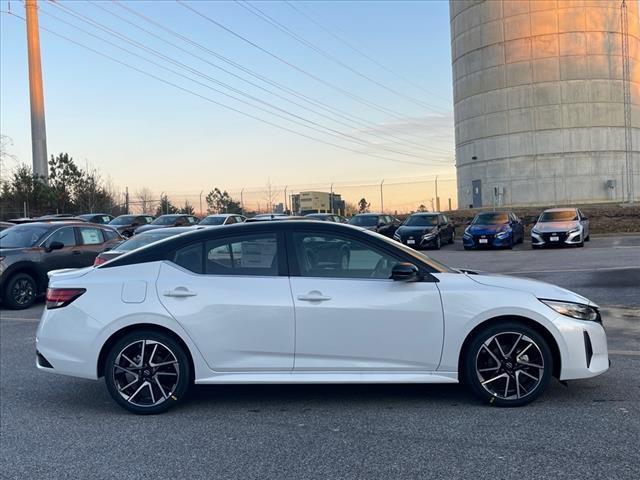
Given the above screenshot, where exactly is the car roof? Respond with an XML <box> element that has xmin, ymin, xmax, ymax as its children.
<box><xmin>353</xmin><ymin>213</ymin><xmax>383</xmax><ymax>216</ymax></box>
<box><xmin>5</xmin><ymin>221</ymin><xmax>97</xmax><ymax>228</ymax></box>
<box><xmin>203</xmin><ymin>214</ymin><xmax>235</xmax><ymax>217</ymax></box>
<box><xmin>409</xmin><ymin>212</ymin><xmax>438</xmax><ymax>216</ymax></box>
<box><xmin>134</xmin><ymin>226</ymin><xmax>198</xmax><ymax>235</ymax></box>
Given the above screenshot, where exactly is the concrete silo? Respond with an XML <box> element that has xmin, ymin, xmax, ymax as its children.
<box><xmin>450</xmin><ymin>0</ymin><xmax>640</xmax><ymax>208</ymax></box>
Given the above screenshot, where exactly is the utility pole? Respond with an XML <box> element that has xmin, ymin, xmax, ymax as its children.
<box><xmin>330</xmin><ymin>183</ymin><xmax>334</xmax><ymax>214</ymax></box>
<box><xmin>125</xmin><ymin>186</ymin><xmax>129</xmax><ymax>214</ymax></box>
<box><xmin>434</xmin><ymin>175</ymin><xmax>439</xmax><ymax>212</ymax></box>
<box><xmin>240</xmin><ymin>188</ymin><xmax>244</xmax><ymax>215</ymax></box>
<box><xmin>25</xmin><ymin>0</ymin><xmax>48</xmax><ymax>181</ymax></box>
<box><xmin>284</xmin><ymin>186</ymin><xmax>288</xmax><ymax>213</ymax></box>
<box><xmin>380</xmin><ymin>179</ymin><xmax>385</xmax><ymax>213</ymax></box>
<box><xmin>199</xmin><ymin>190</ymin><xmax>203</xmax><ymax>217</ymax></box>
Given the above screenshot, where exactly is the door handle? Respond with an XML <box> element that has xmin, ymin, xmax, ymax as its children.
<box><xmin>297</xmin><ymin>292</ymin><xmax>332</xmax><ymax>302</ymax></box>
<box><xmin>163</xmin><ymin>287</ymin><xmax>197</xmax><ymax>298</ymax></box>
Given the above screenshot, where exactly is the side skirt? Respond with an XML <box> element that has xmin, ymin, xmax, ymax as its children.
<box><xmin>195</xmin><ymin>371</ymin><xmax>459</xmax><ymax>385</ymax></box>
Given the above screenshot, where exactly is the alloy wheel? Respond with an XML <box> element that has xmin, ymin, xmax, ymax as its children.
<box><xmin>11</xmin><ymin>278</ymin><xmax>35</xmax><ymax>306</ymax></box>
<box><xmin>112</xmin><ymin>340</ymin><xmax>180</xmax><ymax>407</ymax></box>
<box><xmin>475</xmin><ymin>332</ymin><xmax>544</xmax><ymax>400</ymax></box>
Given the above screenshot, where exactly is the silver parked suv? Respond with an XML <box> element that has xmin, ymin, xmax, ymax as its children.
<box><xmin>531</xmin><ymin>208</ymin><xmax>590</xmax><ymax>248</ymax></box>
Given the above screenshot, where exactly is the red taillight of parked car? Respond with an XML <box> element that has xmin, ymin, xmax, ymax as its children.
<box><xmin>93</xmin><ymin>256</ymin><xmax>107</xmax><ymax>266</ymax></box>
<box><xmin>45</xmin><ymin>288</ymin><xmax>86</xmax><ymax>310</ymax></box>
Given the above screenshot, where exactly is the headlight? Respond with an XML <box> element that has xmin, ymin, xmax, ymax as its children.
<box><xmin>531</xmin><ymin>228</ymin><xmax>540</xmax><ymax>235</ymax></box>
<box><xmin>0</xmin><ymin>256</ymin><xmax>5</xmax><ymax>262</ymax></box>
<box><xmin>422</xmin><ymin>231</ymin><xmax>437</xmax><ymax>239</ymax></box>
<box><xmin>540</xmin><ymin>299</ymin><xmax>599</xmax><ymax>321</ymax></box>
<box><xmin>568</xmin><ymin>227</ymin><xmax>580</xmax><ymax>235</ymax></box>
<box><xmin>496</xmin><ymin>229</ymin><xmax>511</xmax><ymax>238</ymax></box>
<box><xmin>393</xmin><ymin>233</ymin><xmax>400</xmax><ymax>240</ymax></box>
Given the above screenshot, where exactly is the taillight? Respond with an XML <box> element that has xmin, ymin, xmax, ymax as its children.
<box><xmin>46</xmin><ymin>288</ymin><xmax>86</xmax><ymax>309</ymax></box>
<box><xmin>93</xmin><ymin>256</ymin><xmax>107</xmax><ymax>266</ymax></box>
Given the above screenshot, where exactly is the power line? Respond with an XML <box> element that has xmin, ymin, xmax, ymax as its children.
<box><xmin>44</xmin><ymin>1</ymin><xmax>451</xmax><ymax>163</ymax></box>
<box><xmin>176</xmin><ymin>0</ymin><xmax>439</xmax><ymax>126</ymax></box>
<box><xmin>2</xmin><ymin>9</ymin><xmax>447</xmax><ymax>168</ymax></box>
<box><xmin>284</xmin><ymin>0</ymin><xmax>451</xmax><ymax>106</ymax></box>
<box><xmin>113</xmin><ymin>0</ymin><xmax>451</xmax><ymax>153</ymax></box>
<box><xmin>236</xmin><ymin>0</ymin><xmax>449</xmax><ymax>115</ymax></box>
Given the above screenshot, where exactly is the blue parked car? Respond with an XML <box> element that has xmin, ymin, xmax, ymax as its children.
<box><xmin>463</xmin><ymin>211</ymin><xmax>524</xmax><ymax>250</ymax></box>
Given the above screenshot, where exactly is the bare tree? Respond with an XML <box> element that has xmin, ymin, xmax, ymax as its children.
<box><xmin>263</xmin><ymin>178</ymin><xmax>279</xmax><ymax>213</ymax></box>
<box><xmin>136</xmin><ymin>187</ymin><xmax>154</xmax><ymax>214</ymax></box>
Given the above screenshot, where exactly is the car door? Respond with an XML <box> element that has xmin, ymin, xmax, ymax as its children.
<box><xmin>40</xmin><ymin>226</ymin><xmax>83</xmax><ymax>271</ymax></box>
<box><xmin>288</xmin><ymin>230</ymin><xmax>444</xmax><ymax>371</ymax></box>
<box><xmin>156</xmin><ymin>232</ymin><xmax>295</xmax><ymax>371</ymax></box>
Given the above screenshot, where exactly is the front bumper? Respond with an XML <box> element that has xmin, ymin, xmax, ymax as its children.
<box><xmin>531</xmin><ymin>229</ymin><xmax>582</xmax><ymax>247</ymax></box>
<box><xmin>554</xmin><ymin>313</ymin><xmax>609</xmax><ymax>380</ymax></box>
<box><xmin>395</xmin><ymin>235</ymin><xmax>439</xmax><ymax>248</ymax></box>
<box><xmin>463</xmin><ymin>233</ymin><xmax>512</xmax><ymax>249</ymax></box>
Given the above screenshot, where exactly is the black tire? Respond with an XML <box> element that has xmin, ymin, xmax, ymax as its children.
<box><xmin>434</xmin><ymin>235</ymin><xmax>441</xmax><ymax>250</ymax></box>
<box><xmin>585</xmin><ymin>235</ymin><xmax>590</xmax><ymax>242</ymax></box>
<box><xmin>449</xmin><ymin>231</ymin><xmax>455</xmax><ymax>244</ymax></box>
<box><xmin>462</xmin><ymin>321</ymin><xmax>553</xmax><ymax>407</ymax></box>
<box><xmin>463</xmin><ymin>246</ymin><xmax>472</xmax><ymax>251</ymax></box>
<box><xmin>577</xmin><ymin>240</ymin><xmax>585</xmax><ymax>248</ymax></box>
<box><xmin>104</xmin><ymin>330</ymin><xmax>191</xmax><ymax>415</ymax></box>
<box><xmin>3</xmin><ymin>273</ymin><xmax>37</xmax><ymax>310</ymax></box>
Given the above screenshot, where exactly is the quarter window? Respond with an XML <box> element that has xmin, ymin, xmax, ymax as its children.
<box><xmin>173</xmin><ymin>243</ymin><xmax>204</xmax><ymax>274</ymax></box>
<box><xmin>205</xmin><ymin>234</ymin><xmax>278</xmax><ymax>276</ymax></box>
<box><xmin>292</xmin><ymin>232</ymin><xmax>398</xmax><ymax>279</ymax></box>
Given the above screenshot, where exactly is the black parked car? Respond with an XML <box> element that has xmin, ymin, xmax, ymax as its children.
<box><xmin>134</xmin><ymin>214</ymin><xmax>199</xmax><ymax>234</ymax></box>
<box><xmin>0</xmin><ymin>222</ymin><xmax>122</xmax><ymax>309</ymax></box>
<box><xmin>348</xmin><ymin>213</ymin><xmax>400</xmax><ymax>238</ymax></box>
<box><xmin>78</xmin><ymin>213</ymin><xmax>114</xmax><ymax>224</ymax></box>
<box><xmin>109</xmin><ymin>214</ymin><xmax>155</xmax><ymax>238</ymax></box>
<box><xmin>393</xmin><ymin>213</ymin><xmax>455</xmax><ymax>250</ymax></box>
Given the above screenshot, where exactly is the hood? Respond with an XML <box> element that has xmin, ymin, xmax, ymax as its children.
<box><xmin>467</xmin><ymin>272</ymin><xmax>596</xmax><ymax>307</ymax></box>
<box><xmin>134</xmin><ymin>224</ymin><xmax>164</xmax><ymax>234</ymax></box>
<box><xmin>466</xmin><ymin>224</ymin><xmax>508</xmax><ymax>235</ymax></box>
<box><xmin>396</xmin><ymin>226</ymin><xmax>436</xmax><ymax>236</ymax></box>
<box><xmin>533</xmin><ymin>221</ymin><xmax>579</xmax><ymax>233</ymax></box>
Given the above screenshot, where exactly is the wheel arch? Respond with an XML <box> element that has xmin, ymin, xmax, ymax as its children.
<box><xmin>2</xmin><ymin>262</ymin><xmax>48</xmax><ymax>294</ymax></box>
<box><xmin>97</xmin><ymin>323</ymin><xmax>195</xmax><ymax>380</ymax></box>
<box><xmin>458</xmin><ymin>315</ymin><xmax>561</xmax><ymax>379</ymax></box>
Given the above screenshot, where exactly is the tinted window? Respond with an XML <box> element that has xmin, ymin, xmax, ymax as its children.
<box><xmin>292</xmin><ymin>232</ymin><xmax>398</xmax><ymax>279</ymax></box>
<box><xmin>224</xmin><ymin>216</ymin><xmax>236</xmax><ymax>224</ymax></box>
<box><xmin>404</xmin><ymin>215</ymin><xmax>438</xmax><ymax>227</ymax></box>
<box><xmin>0</xmin><ymin>225</ymin><xmax>49</xmax><ymax>247</ymax></box>
<box><xmin>539</xmin><ymin>211</ymin><xmax>578</xmax><ymax>222</ymax></box>
<box><xmin>103</xmin><ymin>228</ymin><xmax>119</xmax><ymax>241</ymax></box>
<box><xmin>200</xmin><ymin>216</ymin><xmax>226</xmax><ymax>226</ymax></box>
<box><xmin>173</xmin><ymin>243</ymin><xmax>203</xmax><ymax>273</ymax></box>
<box><xmin>153</xmin><ymin>215</ymin><xmax>180</xmax><ymax>225</ymax></box>
<box><xmin>110</xmin><ymin>215</ymin><xmax>137</xmax><ymax>226</ymax></box>
<box><xmin>205</xmin><ymin>234</ymin><xmax>278</xmax><ymax>276</ymax></box>
<box><xmin>79</xmin><ymin>227</ymin><xmax>104</xmax><ymax>245</ymax></box>
<box><xmin>472</xmin><ymin>213</ymin><xmax>509</xmax><ymax>225</ymax></box>
<box><xmin>349</xmin><ymin>215</ymin><xmax>378</xmax><ymax>227</ymax></box>
<box><xmin>46</xmin><ymin>227</ymin><xmax>77</xmax><ymax>247</ymax></box>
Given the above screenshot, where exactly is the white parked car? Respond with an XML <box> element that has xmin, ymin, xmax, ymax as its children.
<box><xmin>36</xmin><ymin>221</ymin><xmax>608</xmax><ymax>414</ymax></box>
<box><xmin>531</xmin><ymin>208</ymin><xmax>590</xmax><ymax>248</ymax></box>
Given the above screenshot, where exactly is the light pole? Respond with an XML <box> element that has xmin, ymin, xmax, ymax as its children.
<box><xmin>199</xmin><ymin>190</ymin><xmax>203</xmax><ymax>217</ymax></box>
<box><xmin>330</xmin><ymin>183</ymin><xmax>334</xmax><ymax>214</ymax></box>
<box><xmin>284</xmin><ymin>186</ymin><xmax>288</xmax><ymax>213</ymax></box>
<box><xmin>380</xmin><ymin>179</ymin><xmax>385</xmax><ymax>213</ymax></box>
<box><xmin>160</xmin><ymin>191</ymin><xmax>165</xmax><ymax>215</ymax></box>
<box><xmin>434</xmin><ymin>175</ymin><xmax>439</xmax><ymax>212</ymax></box>
<box><xmin>240</xmin><ymin>188</ymin><xmax>244</xmax><ymax>215</ymax></box>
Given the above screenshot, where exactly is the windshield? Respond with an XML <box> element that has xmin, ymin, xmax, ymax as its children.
<box><xmin>110</xmin><ymin>215</ymin><xmax>136</xmax><ymax>225</ymax></box>
<box><xmin>539</xmin><ymin>211</ymin><xmax>578</xmax><ymax>222</ymax></box>
<box><xmin>404</xmin><ymin>215</ymin><xmax>438</xmax><ymax>227</ymax></box>
<box><xmin>199</xmin><ymin>216</ymin><xmax>226</xmax><ymax>225</ymax></box>
<box><xmin>116</xmin><ymin>231</ymin><xmax>178</xmax><ymax>251</ymax></box>
<box><xmin>472</xmin><ymin>213</ymin><xmax>509</xmax><ymax>225</ymax></box>
<box><xmin>349</xmin><ymin>215</ymin><xmax>378</xmax><ymax>227</ymax></box>
<box><xmin>152</xmin><ymin>215</ymin><xmax>180</xmax><ymax>225</ymax></box>
<box><xmin>0</xmin><ymin>225</ymin><xmax>50</xmax><ymax>248</ymax></box>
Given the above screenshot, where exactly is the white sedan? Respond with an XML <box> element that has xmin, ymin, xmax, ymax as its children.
<box><xmin>36</xmin><ymin>221</ymin><xmax>609</xmax><ymax>414</ymax></box>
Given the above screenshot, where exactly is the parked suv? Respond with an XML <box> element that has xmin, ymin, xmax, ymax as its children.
<box><xmin>531</xmin><ymin>208</ymin><xmax>589</xmax><ymax>248</ymax></box>
<box><xmin>348</xmin><ymin>213</ymin><xmax>400</xmax><ymax>238</ymax></box>
<box><xmin>394</xmin><ymin>213</ymin><xmax>455</xmax><ymax>249</ymax></box>
<box><xmin>78</xmin><ymin>213</ymin><xmax>114</xmax><ymax>224</ymax></box>
<box><xmin>0</xmin><ymin>222</ymin><xmax>122</xmax><ymax>309</ymax></box>
<box><xmin>109</xmin><ymin>214</ymin><xmax>155</xmax><ymax>238</ymax></box>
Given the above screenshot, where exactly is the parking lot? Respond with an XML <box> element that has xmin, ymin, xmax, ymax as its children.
<box><xmin>1</xmin><ymin>234</ymin><xmax>639</xmax><ymax>479</ymax></box>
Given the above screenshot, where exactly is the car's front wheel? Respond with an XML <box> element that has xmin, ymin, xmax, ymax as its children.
<box><xmin>4</xmin><ymin>273</ymin><xmax>37</xmax><ymax>310</ymax></box>
<box><xmin>104</xmin><ymin>330</ymin><xmax>191</xmax><ymax>414</ymax></box>
<box><xmin>462</xmin><ymin>322</ymin><xmax>553</xmax><ymax>407</ymax></box>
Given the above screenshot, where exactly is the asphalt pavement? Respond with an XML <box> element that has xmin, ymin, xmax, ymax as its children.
<box><xmin>1</xmin><ymin>235</ymin><xmax>638</xmax><ymax>479</ymax></box>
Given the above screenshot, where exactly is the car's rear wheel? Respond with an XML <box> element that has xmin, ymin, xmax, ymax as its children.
<box><xmin>104</xmin><ymin>330</ymin><xmax>191</xmax><ymax>414</ymax></box>
<box><xmin>4</xmin><ymin>273</ymin><xmax>37</xmax><ymax>310</ymax></box>
<box><xmin>462</xmin><ymin>322</ymin><xmax>553</xmax><ymax>407</ymax></box>
<box><xmin>449</xmin><ymin>231</ymin><xmax>455</xmax><ymax>244</ymax></box>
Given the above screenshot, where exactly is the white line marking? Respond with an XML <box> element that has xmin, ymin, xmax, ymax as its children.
<box><xmin>506</xmin><ymin>266</ymin><xmax>640</xmax><ymax>275</ymax></box>
<box><xmin>0</xmin><ymin>317</ymin><xmax>40</xmax><ymax>322</ymax></box>
<box><xmin>609</xmin><ymin>350</ymin><xmax>640</xmax><ymax>357</ymax></box>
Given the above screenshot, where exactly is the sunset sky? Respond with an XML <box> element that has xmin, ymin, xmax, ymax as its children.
<box><xmin>1</xmin><ymin>1</ymin><xmax>457</xmax><ymax>212</ymax></box>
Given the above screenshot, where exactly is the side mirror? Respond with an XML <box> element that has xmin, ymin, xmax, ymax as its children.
<box><xmin>390</xmin><ymin>262</ymin><xmax>421</xmax><ymax>282</ymax></box>
<box><xmin>46</xmin><ymin>241</ymin><xmax>64</xmax><ymax>252</ymax></box>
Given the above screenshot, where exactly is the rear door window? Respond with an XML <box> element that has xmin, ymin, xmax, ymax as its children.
<box><xmin>79</xmin><ymin>227</ymin><xmax>104</xmax><ymax>245</ymax></box>
<box><xmin>173</xmin><ymin>243</ymin><xmax>204</xmax><ymax>273</ymax></box>
<box><xmin>205</xmin><ymin>234</ymin><xmax>279</xmax><ymax>276</ymax></box>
